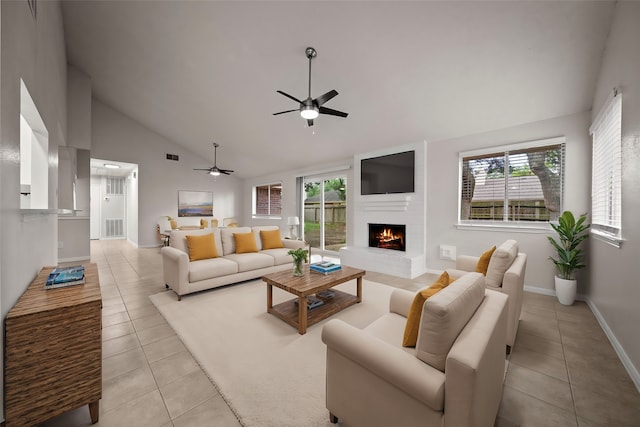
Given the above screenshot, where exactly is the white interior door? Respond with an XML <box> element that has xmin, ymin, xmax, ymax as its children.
<box><xmin>101</xmin><ymin>176</ymin><xmax>126</xmax><ymax>238</ymax></box>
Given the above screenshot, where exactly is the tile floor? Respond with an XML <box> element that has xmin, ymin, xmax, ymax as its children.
<box><xmin>37</xmin><ymin>240</ymin><xmax>639</xmax><ymax>426</ymax></box>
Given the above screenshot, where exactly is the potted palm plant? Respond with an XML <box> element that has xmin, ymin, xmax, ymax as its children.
<box><xmin>547</xmin><ymin>211</ymin><xmax>590</xmax><ymax>305</ymax></box>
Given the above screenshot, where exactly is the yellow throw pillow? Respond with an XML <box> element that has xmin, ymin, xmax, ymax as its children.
<box><xmin>185</xmin><ymin>233</ymin><xmax>218</xmax><ymax>261</ymax></box>
<box><xmin>234</xmin><ymin>232</ymin><xmax>258</xmax><ymax>254</ymax></box>
<box><xmin>402</xmin><ymin>271</ymin><xmax>451</xmax><ymax>348</ymax></box>
<box><xmin>260</xmin><ymin>229</ymin><xmax>284</xmax><ymax>249</ymax></box>
<box><xmin>475</xmin><ymin>246</ymin><xmax>496</xmax><ymax>275</ymax></box>
<box><xmin>169</xmin><ymin>219</ymin><xmax>178</xmax><ymax>230</ymax></box>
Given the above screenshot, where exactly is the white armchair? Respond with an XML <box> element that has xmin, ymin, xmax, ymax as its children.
<box><xmin>447</xmin><ymin>240</ymin><xmax>527</xmax><ymax>350</ymax></box>
<box><xmin>321</xmin><ymin>273</ymin><xmax>508</xmax><ymax>427</ymax></box>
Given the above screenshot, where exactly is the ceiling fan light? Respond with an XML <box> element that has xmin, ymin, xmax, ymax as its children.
<box><xmin>210</xmin><ymin>170</ymin><xmax>221</xmax><ymax>177</ymax></box>
<box><xmin>300</xmin><ymin>107</ymin><xmax>319</xmax><ymax>120</ymax></box>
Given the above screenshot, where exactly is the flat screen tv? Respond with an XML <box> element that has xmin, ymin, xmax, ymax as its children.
<box><xmin>361</xmin><ymin>150</ymin><xmax>415</xmax><ymax>195</ymax></box>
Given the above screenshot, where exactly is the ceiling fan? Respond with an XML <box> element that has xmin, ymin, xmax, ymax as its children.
<box><xmin>193</xmin><ymin>143</ymin><xmax>234</xmax><ymax>176</ymax></box>
<box><xmin>273</xmin><ymin>47</ymin><xmax>348</xmax><ymax>127</ymax></box>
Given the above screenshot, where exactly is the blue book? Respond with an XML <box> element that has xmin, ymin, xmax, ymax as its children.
<box><xmin>45</xmin><ymin>265</ymin><xmax>85</xmax><ymax>288</ymax></box>
<box><xmin>310</xmin><ymin>262</ymin><xmax>342</xmax><ymax>274</ymax></box>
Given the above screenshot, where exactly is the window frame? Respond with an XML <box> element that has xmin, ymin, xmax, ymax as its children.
<box><xmin>458</xmin><ymin>136</ymin><xmax>565</xmax><ymax>230</ymax></box>
<box><xmin>590</xmin><ymin>90</ymin><xmax>623</xmax><ymax>247</ymax></box>
<box><xmin>252</xmin><ymin>182</ymin><xmax>282</xmax><ymax>219</ymax></box>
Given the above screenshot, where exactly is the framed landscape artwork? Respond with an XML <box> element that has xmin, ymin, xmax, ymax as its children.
<box><xmin>178</xmin><ymin>191</ymin><xmax>214</xmax><ymax>217</ymax></box>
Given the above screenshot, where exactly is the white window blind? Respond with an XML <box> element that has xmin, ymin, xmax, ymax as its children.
<box><xmin>459</xmin><ymin>137</ymin><xmax>565</xmax><ymax>224</ymax></box>
<box><xmin>590</xmin><ymin>91</ymin><xmax>622</xmax><ymax>239</ymax></box>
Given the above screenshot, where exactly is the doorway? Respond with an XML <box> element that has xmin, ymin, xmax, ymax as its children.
<box><xmin>303</xmin><ymin>175</ymin><xmax>347</xmax><ymax>253</ymax></box>
<box><xmin>90</xmin><ymin>159</ymin><xmax>139</xmax><ymax>242</ymax></box>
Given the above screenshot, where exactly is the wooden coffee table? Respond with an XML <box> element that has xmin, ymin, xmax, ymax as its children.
<box><xmin>263</xmin><ymin>265</ymin><xmax>366</xmax><ymax>334</ymax></box>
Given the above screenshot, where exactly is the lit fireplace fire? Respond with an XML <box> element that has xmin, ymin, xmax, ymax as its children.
<box><xmin>369</xmin><ymin>223</ymin><xmax>406</xmax><ymax>252</ymax></box>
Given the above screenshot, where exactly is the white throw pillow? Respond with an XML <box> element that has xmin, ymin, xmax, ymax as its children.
<box><xmin>485</xmin><ymin>240</ymin><xmax>518</xmax><ymax>287</ymax></box>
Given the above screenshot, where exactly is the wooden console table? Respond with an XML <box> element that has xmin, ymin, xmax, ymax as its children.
<box><xmin>4</xmin><ymin>263</ymin><xmax>102</xmax><ymax>425</ymax></box>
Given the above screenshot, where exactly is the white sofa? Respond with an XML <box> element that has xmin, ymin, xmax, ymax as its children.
<box><xmin>162</xmin><ymin>226</ymin><xmax>307</xmax><ymax>300</ymax></box>
<box><xmin>321</xmin><ymin>272</ymin><xmax>508</xmax><ymax>427</ymax></box>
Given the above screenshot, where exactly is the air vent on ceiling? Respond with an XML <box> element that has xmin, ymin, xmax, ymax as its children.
<box><xmin>166</xmin><ymin>154</ymin><xmax>179</xmax><ymax>161</ymax></box>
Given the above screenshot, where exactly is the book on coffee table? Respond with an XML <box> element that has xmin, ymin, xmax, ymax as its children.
<box><xmin>45</xmin><ymin>265</ymin><xmax>85</xmax><ymax>289</ymax></box>
<box><xmin>310</xmin><ymin>262</ymin><xmax>342</xmax><ymax>275</ymax></box>
<box><xmin>294</xmin><ymin>295</ymin><xmax>324</xmax><ymax>310</ymax></box>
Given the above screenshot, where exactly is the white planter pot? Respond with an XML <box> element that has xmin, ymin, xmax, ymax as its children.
<box><xmin>555</xmin><ymin>276</ymin><xmax>577</xmax><ymax>305</ymax></box>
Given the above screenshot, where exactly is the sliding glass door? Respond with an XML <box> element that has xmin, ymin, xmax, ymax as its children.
<box><xmin>303</xmin><ymin>175</ymin><xmax>347</xmax><ymax>253</ymax></box>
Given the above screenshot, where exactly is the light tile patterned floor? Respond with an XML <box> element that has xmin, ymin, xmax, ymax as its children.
<box><xmin>37</xmin><ymin>240</ymin><xmax>639</xmax><ymax>426</ymax></box>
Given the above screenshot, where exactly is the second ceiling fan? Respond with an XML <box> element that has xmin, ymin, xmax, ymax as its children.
<box><xmin>273</xmin><ymin>47</ymin><xmax>348</xmax><ymax>127</ymax></box>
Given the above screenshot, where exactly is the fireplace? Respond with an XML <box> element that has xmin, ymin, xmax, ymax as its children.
<box><xmin>368</xmin><ymin>223</ymin><xmax>406</xmax><ymax>252</ymax></box>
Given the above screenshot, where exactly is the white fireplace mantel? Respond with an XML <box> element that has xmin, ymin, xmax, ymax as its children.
<box><xmin>359</xmin><ymin>194</ymin><xmax>412</xmax><ymax>212</ymax></box>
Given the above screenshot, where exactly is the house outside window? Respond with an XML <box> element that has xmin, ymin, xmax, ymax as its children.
<box><xmin>459</xmin><ymin>137</ymin><xmax>565</xmax><ymax>224</ymax></box>
<box><xmin>254</xmin><ymin>183</ymin><xmax>282</xmax><ymax>217</ymax></box>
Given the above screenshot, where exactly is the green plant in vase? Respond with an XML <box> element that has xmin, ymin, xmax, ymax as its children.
<box><xmin>547</xmin><ymin>211</ymin><xmax>590</xmax><ymax>305</ymax></box>
<box><xmin>288</xmin><ymin>248</ymin><xmax>309</xmax><ymax>276</ymax></box>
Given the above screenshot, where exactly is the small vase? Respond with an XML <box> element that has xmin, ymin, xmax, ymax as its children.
<box><xmin>293</xmin><ymin>259</ymin><xmax>304</xmax><ymax>276</ymax></box>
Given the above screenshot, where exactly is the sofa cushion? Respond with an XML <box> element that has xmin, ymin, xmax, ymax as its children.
<box><xmin>260</xmin><ymin>248</ymin><xmax>293</xmax><ymax>266</ymax></box>
<box><xmin>220</xmin><ymin>227</ymin><xmax>252</xmax><ymax>255</ymax></box>
<box><xmin>416</xmin><ymin>272</ymin><xmax>486</xmax><ymax>372</ymax></box>
<box><xmin>171</xmin><ymin>228</ymin><xmax>223</xmax><ymax>256</ymax></box>
<box><xmin>185</xmin><ymin>233</ymin><xmax>218</xmax><ymax>261</ymax></box>
<box><xmin>486</xmin><ymin>240</ymin><xmax>518</xmax><ymax>287</ymax></box>
<box><xmin>260</xmin><ymin>229</ymin><xmax>284</xmax><ymax>249</ymax></box>
<box><xmin>234</xmin><ymin>232</ymin><xmax>259</xmax><ymax>254</ymax></box>
<box><xmin>224</xmin><ymin>253</ymin><xmax>275</xmax><ymax>272</ymax></box>
<box><xmin>188</xmin><ymin>257</ymin><xmax>239</xmax><ymax>282</ymax></box>
<box><xmin>402</xmin><ymin>272</ymin><xmax>451</xmax><ymax>348</ymax></box>
<box><xmin>475</xmin><ymin>246</ymin><xmax>496</xmax><ymax>275</ymax></box>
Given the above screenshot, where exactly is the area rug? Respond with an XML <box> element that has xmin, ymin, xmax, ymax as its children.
<box><xmin>150</xmin><ymin>279</ymin><xmax>395</xmax><ymax>427</ymax></box>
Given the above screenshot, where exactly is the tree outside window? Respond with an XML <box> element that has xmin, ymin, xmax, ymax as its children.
<box><xmin>460</xmin><ymin>140</ymin><xmax>564</xmax><ymax>223</ymax></box>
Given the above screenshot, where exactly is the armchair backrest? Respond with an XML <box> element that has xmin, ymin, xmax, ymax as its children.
<box><xmin>416</xmin><ymin>273</ymin><xmax>486</xmax><ymax>371</ymax></box>
<box><xmin>445</xmin><ymin>289</ymin><xmax>508</xmax><ymax>427</ymax></box>
<box><xmin>485</xmin><ymin>240</ymin><xmax>518</xmax><ymax>287</ymax></box>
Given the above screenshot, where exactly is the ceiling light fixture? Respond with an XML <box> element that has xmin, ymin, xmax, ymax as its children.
<box><xmin>104</xmin><ymin>164</ymin><xmax>120</xmax><ymax>169</ymax></box>
<box><xmin>300</xmin><ymin>105</ymin><xmax>319</xmax><ymax>120</ymax></box>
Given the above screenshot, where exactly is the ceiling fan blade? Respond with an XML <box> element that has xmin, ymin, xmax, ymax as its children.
<box><xmin>220</xmin><ymin>169</ymin><xmax>234</xmax><ymax>173</ymax></box>
<box><xmin>307</xmin><ymin>119</ymin><xmax>314</xmax><ymax>127</ymax></box>
<box><xmin>276</xmin><ymin>90</ymin><xmax>303</xmax><ymax>105</ymax></box>
<box><xmin>319</xmin><ymin>106</ymin><xmax>348</xmax><ymax>118</ymax></box>
<box><xmin>273</xmin><ymin>109</ymin><xmax>299</xmax><ymax>116</ymax></box>
<box><xmin>314</xmin><ymin>89</ymin><xmax>338</xmax><ymax>107</ymax></box>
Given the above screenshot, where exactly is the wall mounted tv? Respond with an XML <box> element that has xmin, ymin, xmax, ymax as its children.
<box><xmin>361</xmin><ymin>150</ymin><xmax>415</xmax><ymax>195</ymax></box>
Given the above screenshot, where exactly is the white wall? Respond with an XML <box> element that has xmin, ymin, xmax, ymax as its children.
<box><xmin>243</xmin><ymin>159</ymin><xmax>353</xmax><ymax>233</ymax></box>
<box><xmin>0</xmin><ymin>0</ymin><xmax>67</xmax><ymax>419</ymax></box>
<box><xmin>426</xmin><ymin>111</ymin><xmax>592</xmax><ymax>292</ymax></box>
<box><xmin>589</xmin><ymin>2</ymin><xmax>640</xmax><ymax>389</ymax></box>
<box><xmin>91</xmin><ymin>100</ymin><xmax>244</xmax><ymax>247</ymax></box>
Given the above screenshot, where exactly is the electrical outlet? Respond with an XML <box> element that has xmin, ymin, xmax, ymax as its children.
<box><xmin>439</xmin><ymin>245</ymin><xmax>456</xmax><ymax>261</ymax></box>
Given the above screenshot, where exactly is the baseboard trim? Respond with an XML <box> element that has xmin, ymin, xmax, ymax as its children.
<box><xmin>523</xmin><ymin>285</ymin><xmax>588</xmax><ymax>302</ymax></box>
<box><xmin>585</xmin><ymin>298</ymin><xmax>640</xmax><ymax>393</ymax></box>
<box><xmin>58</xmin><ymin>256</ymin><xmax>91</xmax><ymax>263</ymax></box>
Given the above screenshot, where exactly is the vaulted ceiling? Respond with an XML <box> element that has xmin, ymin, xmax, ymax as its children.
<box><xmin>60</xmin><ymin>1</ymin><xmax>614</xmax><ymax>178</ymax></box>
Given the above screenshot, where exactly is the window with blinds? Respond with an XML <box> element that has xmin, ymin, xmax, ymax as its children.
<box><xmin>460</xmin><ymin>137</ymin><xmax>565</xmax><ymax>223</ymax></box>
<box><xmin>590</xmin><ymin>91</ymin><xmax>622</xmax><ymax>241</ymax></box>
